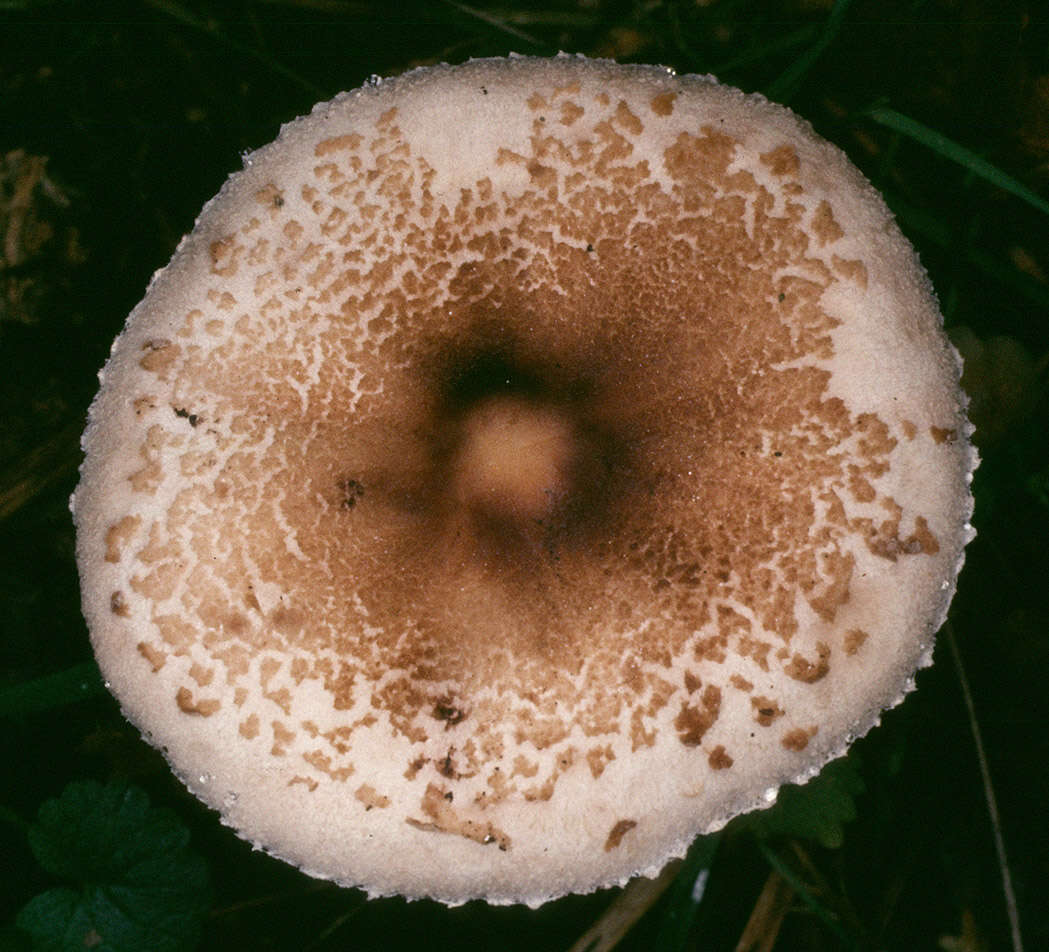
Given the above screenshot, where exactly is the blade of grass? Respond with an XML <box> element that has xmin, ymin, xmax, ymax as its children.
<box><xmin>944</xmin><ymin>623</ymin><xmax>1025</xmax><ymax>952</ymax></box>
<box><xmin>0</xmin><ymin>421</ymin><xmax>81</xmax><ymax>522</ymax></box>
<box><xmin>707</xmin><ymin>24</ymin><xmax>819</xmax><ymax>80</ymax></box>
<box><xmin>765</xmin><ymin>0</ymin><xmax>855</xmax><ymax>103</ymax></box>
<box><xmin>880</xmin><ymin>190</ymin><xmax>1049</xmax><ymax>312</ymax></box>
<box><xmin>652</xmin><ymin>832</ymin><xmax>722</xmax><ymax>951</ymax></box>
<box><xmin>302</xmin><ymin>890</ymin><xmax>368</xmax><ymax>952</ymax></box>
<box><xmin>735</xmin><ymin>868</ymin><xmax>793</xmax><ymax>952</ymax></box>
<box><xmin>756</xmin><ymin>841</ymin><xmax>851</xmax><ymax>944</ymax></box>
<box><xmin>144</xmin><ymin>0</ymin><xmax>326</xmax><ymax>97</ymax></box>
<box><xmin>440</xmin><ymin>0</ymin><xmax>548</xmax><ymax>49</ymax></box>
<box><xmin>866</xmin><ymin>106</ymin><xmax>1049</xmax><ymax>217</ymax></box>
<box><xmin>567</xmin><ymin>862</ymin><xmax>683</xmax><ymax>952</ymax></box>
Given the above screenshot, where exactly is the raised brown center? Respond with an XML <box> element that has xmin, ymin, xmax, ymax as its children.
<box><xmin>454</xmin><ymin>397</ymin><xmax>573</xmax><ymax>526</ymax></box>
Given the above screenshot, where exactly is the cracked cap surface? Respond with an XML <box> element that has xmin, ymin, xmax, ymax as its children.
<box><xmin>74</xmin><ymin>55</ymin><xmax>975</xmax><ymax>906</ymax></box>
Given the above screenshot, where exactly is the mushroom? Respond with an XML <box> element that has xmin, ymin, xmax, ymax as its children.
<box><xmin>73</xmin><ymin>55</ymin><xmax>976</xmax><ymax>906</ymax></box>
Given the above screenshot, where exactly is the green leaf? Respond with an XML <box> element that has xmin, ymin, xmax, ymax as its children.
<box><xmin>16</xmin><ymin>890</ymin><xmax>94</xmax><ymax>952</ymax></box>
<box><xmin>0</xmin><ymin>662</ymin><xmax>107</xmax><ymax>719</ymax></box>
<box><xmin>16</xmin><ymin>780</ymin><xmax>210</xmax><ymax>952</ymax></box>
<box><xmin>736</xmin><ymin>754</ymin><xmax>865</xmax><ymax>849</ymax></box>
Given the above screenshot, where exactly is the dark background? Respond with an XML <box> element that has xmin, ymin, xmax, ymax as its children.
<box><xmin>2</xmin><ymin>1</ymin><xmax>1047</xmax><ymax>949</ymax></box>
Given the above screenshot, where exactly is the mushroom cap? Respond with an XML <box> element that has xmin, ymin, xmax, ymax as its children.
<box><xmin>73</xmin><ymin>55</ymin><xmax>975</xmax><ymax>907</ymax></box>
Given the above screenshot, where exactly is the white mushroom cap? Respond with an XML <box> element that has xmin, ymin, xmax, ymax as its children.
<box><xmin>73</xmin><ymin>55</ymin><xmax>976</xmax><ymax>907</ymax></box>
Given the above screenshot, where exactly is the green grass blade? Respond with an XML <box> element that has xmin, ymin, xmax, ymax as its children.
<box><xmin>866</xmin><ymin>106</ymin><xmax>1049</xmax><ymax>217</ymax></box>
<box><xmin>144</xmin><ymin>0</ymin><xmax>325</xmax><ymax>97</ymax></box>
<box><xmin>758</xmin><ymin>841</ymin><xmax>851</xmax><ymax>944</ymax></box>
<box><xmin>708</xmin><ymin>25</ymin><xmax>818</xmax><ymax>80</ymax></box>
<box><xmin>945</xmin><ymin>625</ymin><xmax>1025</xmax><ymax>952</ymax></box>
<box><xmin>440</xmin><ymin>0</ymin><xmax>548</xmax><ymax>49</ymax></box>
<box><xmin>766</xmin><ymin>0</ymin><xmax>855</xmax><ymax>102</ymax></box>
<box><xmin>881</xmin><ymin>191</ymin><xmax>1049</xmax><ymax>312</ymax></box>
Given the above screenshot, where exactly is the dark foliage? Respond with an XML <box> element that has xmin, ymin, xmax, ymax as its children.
<box><xmin>2</xmin><ymin>1</ymin><xmax>1047</xmax><ymax>949</ymax></box>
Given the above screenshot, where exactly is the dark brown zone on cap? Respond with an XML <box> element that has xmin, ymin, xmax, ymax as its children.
<box><xmin>409</xmin><ymin>320</ymin><xmax>646</xmax><ymax>567</ymax></box>
<box><xmin>323</xmin><ymin>289</ymin><xmax>692</xmax><ymax>694</ymax></box>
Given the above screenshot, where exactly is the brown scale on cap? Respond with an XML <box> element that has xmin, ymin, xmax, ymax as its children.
<box><xmin>74</xmin><ymin>56</ymin><xmax>975</xmax><ymax>906</ymax></box>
